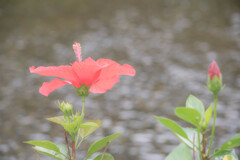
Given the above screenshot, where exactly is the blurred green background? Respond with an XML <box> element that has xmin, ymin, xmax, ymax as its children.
<box><xmin>0</xmin><ymin>0</ymin><xmax>240</xmax><ymax>159</ymax></box>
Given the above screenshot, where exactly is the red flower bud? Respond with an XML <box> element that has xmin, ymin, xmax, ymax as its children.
<box><xmin>207</xmin><ymin>60</ymin><xmax>223</xmax><ymax>94</ymax></box>
<box><xmin>208</xmin><ymin>60</ymin><xmax>221</xmax><ymax>80</ymax></box>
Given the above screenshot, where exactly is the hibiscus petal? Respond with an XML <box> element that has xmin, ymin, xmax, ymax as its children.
<box><xmin>39</xmin><ymin>78</ymin><xmax>68</xmax><ymax>96</ymax></box>
<box><xmin>29</xmin><ymin>65</ymin><xmax>80</xmax><ymax>86</ymax></box>
<box><xmin>97</xmin><ymin>59</ymin><xmax>136</xmax><ymax>78</ymax></box>
<box><xmin>72</xmin><ymin>57</ymin><xmax>102</xmax><ymax>86</ymax></box>
<box><xmin>90</xmin><ymin>76</ymin><xmax>120</xmax><ymax>93</ymax></box>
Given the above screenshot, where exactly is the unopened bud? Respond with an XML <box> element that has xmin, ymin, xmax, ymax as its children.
<box><xmin>207</xmin><ymin>61</ymin><xmax>223</xmax><ymax>94</ymax></box>
<box><xmin>58</xmin><ymin>101</ymin><xmax>73</xmax><ymax>116</ymax></box>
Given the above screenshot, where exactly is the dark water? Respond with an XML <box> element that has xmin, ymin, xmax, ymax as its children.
<box><xmin>1</xmin><ymin>0</ymin><xmax>240</xmax><ymax>159</ymax></box>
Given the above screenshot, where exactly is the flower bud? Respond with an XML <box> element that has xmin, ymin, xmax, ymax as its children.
<box><xmin>207</xmin><ymin>61</ymin><xmax>223</xmax><ymax>94</ymax></box>
<box><xmin>58</xmin><ymin>101</ymin><xmax>73</xmax><ymax>116</ymax></box>
<box><xmin>75</xmin><ymin>84</ymin><xmax>89</xmax><ymax>97</ymax></box>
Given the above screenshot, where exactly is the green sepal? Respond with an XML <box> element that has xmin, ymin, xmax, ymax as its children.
<box><xmin>75</xmin><ymin>84</ymin><xmax>90</xmax><ymax>97</ymax></box>
<box><xmin>207</xmin><ymin>75</ymin><xmax>223</xmax><ymax>94</ymax></box>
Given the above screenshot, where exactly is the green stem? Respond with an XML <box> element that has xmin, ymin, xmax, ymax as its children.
<box><xmin>81</xmin><ymin>96</ymin><xmax>85</xmax><ymax>116</ymax></box>
<box><xmin>72</xmin><ymin>141</ymin><xmax>75</xmax><ymax>160</ymax></box>
<box><xmin>64</xmin><ymin>131</ymin><xmax>72</xmax><ymax>160</ymax></box>
<box><xmin>207</xmin><ymin>93</ymin><xmax>218</xmax><ymax>156</ymax></box>
<box><xmin>197</xmin><ymin>127</ymin><xmax>202</xmax><ymax>160</ymax></box>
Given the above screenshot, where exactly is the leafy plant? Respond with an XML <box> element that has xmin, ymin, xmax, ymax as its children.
<box><xmin>155</xmin><ymin>61</ymin><xmax>239</xmax><ymax>160</ymax></box>
<box><xmin>26</xmin><ymin>42</ymin><xmax>136</xmax><ymax>160</ymax></box>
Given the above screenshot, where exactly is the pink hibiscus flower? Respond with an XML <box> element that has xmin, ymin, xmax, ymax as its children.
<box><xmin>30</xmin><ymin>42</ymin><xmax>135</xmax><ymax>96</ymax></box>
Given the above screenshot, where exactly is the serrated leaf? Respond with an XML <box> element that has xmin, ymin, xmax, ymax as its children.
<box><xmin>24</xmin><ymin>140</ymin><xmax>60</xmax><ymax>152</ymax></box>
<box><xmin>33</xmin><ymin>146</ymin><xmax>65</xmax><ymax>160</ymax></box>
<box><xmin>78</xmin><ymin>120</ymin><xmax>102</xmax><ymax>139</ymax></box>
<box><xmin>87</xmin><ymin>132</ymin><xmax>122</xmax><ymax>157</ymax></box>
<box><xmin>155</xmin><ymin>116</ymin><xmax>188</xmax><ymax>140</ymax></box>
<box><xmin>175</xmin><ymin>107</ymin><xmax>202</xmax><ymax>127</ymax></box>
<box><xmin>93</xmin><ymin>153</ymin><xmax>114</xmax><ymax>160</ymax></box>
<box><xmin>166</xmin><ymin>143</ymin><xmax>192</xmax><ymax>160</ymax></box>
<box><xmin>186</xmin><ymin>95</ymin><xmax>205</xmax><ymax>118</ymax></box>
<box><xmin>46</xmin><ymin>116</ymin><xmax>65</xmax><ymax>125</ymax></box>
<box><xmin>221</xmin><ymin>134</ymin><xmax>240</xmax><ymax>150</ymax></box>
<box><xmin>203</xmin><ymin>105</ymin><xmax>213</xmax><ymax>129</ymax></box>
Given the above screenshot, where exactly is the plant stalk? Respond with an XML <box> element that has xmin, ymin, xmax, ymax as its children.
<box><xmin>72</xmin><ymin>141</ymin><xmax>76</xmax><ymax>160</ymax></box>
<box><xmin>81</xmin><ymin>96</ymin><xmax>85</xmax><ymax>116</ymax></box>
<box><xmin>193</xmin><ymin>134</ymin><xmax>195</xmax><ymax>160</ymax></box>
<box><xmin>31</xmin><ymin>147</ymin><xmax>41</xmax><ymax>160</ymax></box>
<box><xmin>207</xmin><ymin>93</ymin><xmax>218</xmax><ymax>156</ymax></box>
<box><xmin>197</xmin><ymin>127</ymin><xmax>202</xmax><ymax>160</ymax></box>
<box><xmin>64</xmin><ymin>131</ymin><xmax>72</xmax><ymax>160</ymax></box>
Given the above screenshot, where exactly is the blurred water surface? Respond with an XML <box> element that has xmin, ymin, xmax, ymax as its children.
<box><xmin>0</xmin><ymin>0</ymin><xmax>240</xmax><ymax>159</ymax></box>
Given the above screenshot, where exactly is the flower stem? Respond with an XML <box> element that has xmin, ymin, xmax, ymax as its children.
<box><xmin>197</xmin><ymin>127</ymin><xmax>202</xmax><ymax>160</ymax></box>
<box><xmin>31</xmin><ymin>147</ymin><xmax>41</xmax><ymax>160</ymax></box>
<box><xmin>72</xmin><ymin>141</ymin><xmax>76</xmax><ymax>160</ymax></box>
<box><xmin>64</xmin><ymin>131</ymin><xmax>72</xmax><ymax>160</ymax></box>
<box><xmin>193</xmin><ymin>134</ymin><xmax>195</xmax><ymax>160</ymax></box>
<box><xmin>81</xmin><ymin>96</ymin><xmax>85</xmax><ymax>116</ymax></box>
<box><xmin>207</xmin><ymin>93</ymin><xmax>218</xmax><ymax>156</ymax></box>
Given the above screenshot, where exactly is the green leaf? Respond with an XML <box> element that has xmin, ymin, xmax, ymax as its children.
<box><xmin>87</xmin><ymin>132</ymin><xmax>122</xmax><ymax>157</ymax></box>
<box><xmin>155</xmin><ymin>117</ymin><xmax>188</xmax><ymax>140</ymax></box>
<box><xmin>24</xmin><ymin>140</ymin><xmax>60</xmax><ymax>152</ymax></box>
<box><xmin>176</xmin><ymin>128</ymin><xmax>202</xmax><ymax>149</ymax></box>
<box><xmin>166</xmin><ymin>143</ymin><xmax>192</xmax><ymax>160</ymax></box>
<box><xmin>62</xmin><ymin>116</ymin><xmax>83</xmax><ymax>135</ymax></box>
<box><xmin>203</xmin><ymin>105</ymin><xmax>213</xmax><ymax>129</ymax></box>
<box><xmin>212</xmin><ymin>149</ymin><xmax>238</xmax><ymax>160</ymax></box>
<box><xmin>186</xmin><ymin>95</ymin><xmax>205</xmax><ymax>118</ymax></box>
<box><xmin>79</xmin><ymin>121</ymin><xmax>99</xmax><ymax>128</ymax></box>
<box><xmin>33</xmin><ymin>146</ymin><xmax>66</xmax><ymax>160</ymax></box>
<box><xmin>175</xmin><ymin>107</ymin><xmax>202</xmax><ymax>127</ymax></box>
<box><xmin>55</xmin><ymin>143</ymin><xmax>68</xmax><ymax>157</ymax></box>
<box><xmin>221</xmin><ymin>134</ymin><xmax>240</xmax><ymax>150</ymax></box>
<box><xmin>46</xmin><ymin>116</ymin><xmax>65</xmax><ymax>125</ymax></box>
<box><xmin>78</xmin><ymin>120</ymin><xmax>102</xmax><ymax>139</ymax></box>
<box><xmin>93</xmin><ymin>153</ymin><xmax>114</xmax><ymax>160</ymax></box>
<box><xmin>25</xmin><ymin>141</ymin><xmax>68</xmax><ymax>159</ymax></box>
